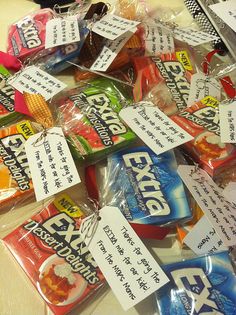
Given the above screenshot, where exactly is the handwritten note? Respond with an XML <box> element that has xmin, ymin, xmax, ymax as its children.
<box><xmin>92</xmin><ymin>14</ymin><xmax>140</xmax><ymax>40</ymax></box>
<box><xmin>173</xmin><ymin>27</ymin><xmax>218</xmax><ymax>46</ymax></box>
<box><xmin>145</xmin><ymin>25</ymin><xmax>174</xmax><ymax>55</ymax></box>
<box><xmin>223</xmin><ymin>182</ymin><xmax>236</xmax><ymax>204</ymax></box>
<box><xmin>90</xmin><ymin>29</ymin><xmax>135</xmax><ymax>72</ymax></box>
<box><xmin>187</xmin><ymin>73</ymin><xmax>221</xmax><ymax>106</ymax></box>
<box><xmin>80</xmin><ymin>206</ymin><xmax>169</xmax><ymax>311</ymax></box>
<box><xmin>219</xmin><ymin>101</ymin><xmax>236</xmax><ymax>143</ymax></box>
<box><xmin>178</xmin><ymin>165</ymin><xmax>236</xmax><ymax>247</ymax></box>
<box><xmin>184</xmin><ymin>215</ymin><xmax>227</xmax><ymax>255</ymax></box>
<box><xmin>9</xmin><ymin>66</ymin><xmax>67</xmax><ymax>101</ymax></box>
<box><xmin>119</xmin><ymin>103</ymin><xmax>193</xmax><ymax>156</ymax></box>
<box><xmin>45</xmin><ymin>16</ymin><xmax>80</xmax><ymax>49</ymax></box>
<box><xmin>209</xmin><ymin>0</ymin><xmax>236</xmax><ymax>33</ymax></box>
<box><xmin>25</xmin><ymin>127</ymin><xmax>81</xmax><ymax>201</ymax></box>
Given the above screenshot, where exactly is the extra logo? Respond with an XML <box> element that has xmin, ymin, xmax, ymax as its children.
<box><xmin>171</xmin><ymin>267</ymin><xmax>222</xmax><ymax>314</ymax></box>
<box><xmin>123</xmin><ymin>151</ymin><xmax>170</xmax><ymax>216</ymax></box>
<box><xmin>17</xmin><ymin>17</ymin><xmax>42</xmax><ymax>49</ymax></box>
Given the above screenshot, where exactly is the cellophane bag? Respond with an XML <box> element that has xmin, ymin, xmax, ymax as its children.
<box><xmin>96</xmin><ymin>145</ymin><xmax>192</xmax><ymax>226</ymax></box>
<box><xmin>155</xmin><ymin>251</ymin><xmax>236</xmax><ymax>315</ymax></box>
<box><xmin>3</xmin><ymin>193</ymin><xmax>105</xmax><ymax>315</ymax></box>
<box><xmin>7</xmin><ymin>8</ymin><xmax>55</xmax><ymax>61</ymax></box>
<box><xmin>56</xmin><ymin>77</ymin><xmax>136</xmax><ymax>163</ymax></box>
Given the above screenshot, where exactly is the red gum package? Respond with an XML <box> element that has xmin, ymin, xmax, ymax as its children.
<box><xmin>132</xmin><ymin>50</ymin><xmax>195</xmax><ymax>115</ymax></box>
<box><xmin>7</xmin><ymin>9</ymin><xmax>54</xmax><ymax>60</ymax></box>
<box><xmin>3</xmin><ymin>195</ymin><xmax>104</xmax><ymax>315</ymax></box>
<box><xmin>171</xmin><ymin>96</ymin><xmax>236</xmax><ymax>176</ymax></box>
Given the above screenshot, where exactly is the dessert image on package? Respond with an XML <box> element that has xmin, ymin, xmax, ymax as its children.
<box><xmin>0</xmin><ymin>65</ymin><xmax>21</xmax><ymax>125</ymax></box>
<box><xmin>171</xmin><ymin>96</ymin><xmax>236</xmax><ymax>176</ymax></box>
<box><xmin>132</xmin><ymin>49</ymin><xmax>195</xmax><ymax>115</ymax></box>
<box><xmin>99</xmin><ymin>146</ymin><xmax>192</xmax><ymax>226</ymax></box>
<box><xmin>3</xmin><ymin>194</ymin><xmax>105</xmax><ymax>315</ymax></box>
<box><xmin>0</xmin><ymin>120</ymin><xmax>35</xmax><ymax>207</ymax></box>
<box><xmin>156</xmin><ymin>251</ymin><xmax>236</xmax><ymax>315</ymax></box>
<box><xmin>58</xmin><ymin>78</ymin><xmax>136</xmax><ymax>162</ymax></box>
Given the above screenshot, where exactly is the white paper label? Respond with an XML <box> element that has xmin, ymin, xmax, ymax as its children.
<box><xmin>9</xmin><ymin>66</ymin><xmax>67</xmax><ymax>101</ymax></box>
<box><xmin>119</xmin><ymin>103</ymin><xmax>193</xmax><ymax>156</ymax></box>
<box><xmin>209</xmin><ymin>0</ymin><xmax>236</xmax><ymax>33</ymax></box>
<box><xmin>184</xmin><ymin>216</ymin><xmax>227</xmax><ymax>255</ymax></box>
<box><xmin>45</xmin><ymin>17</ymin><xmax>80</xmax><ymax>49</ymax></box>
<box><xmin>219</xmin><ymin>101</ymin><xmax>236</xmax><ymax>143</ymax></box>
<box><xmin>145</xmin><ymin>25</ymin><xmax>174</xmax><ymax>55</ymax></box>
<box><xmin>177</xmin><ymin>165</ymin><xmax>236</xmax><ymax>246</ymax></box>
<box><xmin>25</xmin><ymin>127</ymin><xmax>81</xmax><ymax>201</ymax></box>
<box><xmin>90</xmin><ymin>29</ymin><xmax>135</xmax><ymax>72</ymax></box>
<box><xmin>92</xmin><ymin>14</ymin><xmax>140</xmax><ymax>40</ymax></box>
<box><xmin>187</xmin><ymin>73</ymin><xmax>221</xmax><ymax>106</ymax></box>
<box><xmin>80</xmin><ymin>206</ymin><xmax>169</xmax><ymax>311</ymax></box>
<box><xmin>223</xmin><ymin>182</ymin><xmax>236</xmax><ymax>204</ymax></box>
<box><xmin>173</xmin><ymin>27</ymin><xmax>218</xmax><ymax>46</ymax></box>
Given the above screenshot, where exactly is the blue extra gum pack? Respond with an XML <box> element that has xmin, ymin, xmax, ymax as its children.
<box><xmin>156</xmin><ymin>251</ymin><xmax>236</xmax><ymax>315</ymax></box>
<box><xmin>102</xmin><ymin>146</ymin><xmax>192</xmax><ymax>226</ymax></box>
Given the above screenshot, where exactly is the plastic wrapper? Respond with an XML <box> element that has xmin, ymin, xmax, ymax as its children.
<box><xmin>57</xmin><ymin>77</ymin><xmax>136</xmax><ymax>163</ymax></box>
<box><xmin>171</xmin><ymin>96</ymin><xmax>236</xmax><ymax>177</ymax></box>
<box><xmin>155</xmin><ymin>251</ymin><xmax>236</xmax><ymax>315</ymax></box>
<box><xmin>3</xmin><ymin>193</ymin><xmax>105</xmax><ymax>315</ymax></box>
<box><xmin>7</xmin><ymin>8</ymin><xmax>55</xmax><ymax>61</ymax></box>
<box><xmin>97</xmin><ymin>145</ymin><xmax>192</xmax><ymax>226</ymax></box>
<box><xmin>0</xmin><ymin>120</ymin><xmax>37</xmax><ymax>210</ymax></box>
<box><xmin>0</xmin><ymin>65</ymin><xmax>22</xmax><ymax>125</ymax></box>
<box><xmin>132</xmin><ymin>47</ymin><xmax>196</xmax><ymax>115</ymax></box>
<box><xmin>176</xmin><ymin>201</ymin><xmax>204</xmax><ymax>247</ymax></box>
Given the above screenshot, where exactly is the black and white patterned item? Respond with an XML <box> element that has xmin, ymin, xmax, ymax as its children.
<box><xmin>184</xmin><ymin>0</ymin><xmax>228</xmax><ymax>54</ymax></box>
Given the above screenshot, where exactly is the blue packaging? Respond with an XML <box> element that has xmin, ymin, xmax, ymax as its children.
<box><xmin>103</xmin><ymin>146</ymin><xmax>192</xmax><ymax>225</ymax></box>
<box><xmin>156</xmin><ymin>251</ymin><xmax>236</xmax><ymax>315</ymax></box>
<box><xmin>44</xmin><ymin>21</ymin><xmax>89</xmax><ymax>74</ymax></box>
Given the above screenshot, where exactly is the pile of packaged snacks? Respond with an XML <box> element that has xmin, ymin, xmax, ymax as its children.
<box><xmin>1</xmin><ymin>1</ymin><xmax>236</xmax><ymax>314</ymax></box>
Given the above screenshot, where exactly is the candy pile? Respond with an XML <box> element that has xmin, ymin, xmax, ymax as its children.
<box><xmin>1</xmin><ymin>1</ymin><xmax>236</xmax><ymax>314</ymax></box>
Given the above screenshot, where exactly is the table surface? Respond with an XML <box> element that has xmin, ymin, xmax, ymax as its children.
<box><xmin>0</xmin><ymin>1</ymin><xmax>212</xmax><ymax>315</ymax></box>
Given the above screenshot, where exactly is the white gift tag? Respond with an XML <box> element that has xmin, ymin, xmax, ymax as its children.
<box><xmin>187</xmin><ymin>73</ymin><xmax>221</xmax><ymax>106</ymax></box>
<box><xmin>90</xmin><ymin>29</ymin><xmax>136</xmax><ymax>72</ymax></box>
<box><xmin>145</xmin><ymin>25</ymin><xmax>174</xmax><ymax>55</ymax></box>
<box><xmin>45</xmin><ymin>16</ymin><xmax>80</xmax><ymax>49</ymax></box>
<box><xmin>25</xmin><ymin>127</ymin><xmax>81</xmax><ymax>201</ymax></box>
<box><xmin>209</xmin><ymin>0</ymin><xmax>236</xmax><ymax>33</ymax></box>
<box><xmin>223</xmin><ymin>182</ymin><xmax>236</xmax><ymax>204</ymax></box>
<box><xmin>92</xmin><ymin>14</ymin><xmax>140</xmax><ymax>40</ymax></box>
<box><xmin>9</xmin><ymin>66</ymin><xmax>67</xmax><ymax>101</ymax></box>
<box><xmin>80</xmin><ymin>206</ymin><xmax>169</xmax><ymax>311</ymax></box>
<box><xmin>219</xmin><ymin>101</ymin><xmax>236</xmax><ymax>143</ymax></box>
<box><xmin>173</xmin><ymin>28</ymin><xmax>218</xmax><ymax>46</ymax></box>
<box><xmin>184</xmin><ymin>216</ymin><xmax>227</xmax><ymax>255</ymax></box>
<box><xmin>177</xmin><ymin>165</ymin><xmax>236</xmax><ymax>247</ymax></box>
<box><xmin>119</xmin><ymin>103</ymin><xmax>193</xmax><ymax>156</ymax></box>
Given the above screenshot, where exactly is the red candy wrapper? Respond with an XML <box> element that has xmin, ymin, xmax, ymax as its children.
<box><xmin>132</xmin><ymin>49</ymin><xmax>195</xmax><ymax>115</ymax></box>
<box><xmin>3</xmin><ymin>194</ymin><xmax>105</xmax><ymax>315</ymax></box>
<box><xmin>171</xmin><ymin>96</ymin><xmax>236</xmax><ymax>177</ymax></box>
<box><xmin>7</xmin><ymin>9</ymin><xmax>54</xmax><ymax>60</ymax></box>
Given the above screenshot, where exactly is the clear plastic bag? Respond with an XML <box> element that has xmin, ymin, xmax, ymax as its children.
<box><xmin>155</xmin><ymin>251</ymin><xmax>236</xmax><ymax>315</ymax></box>
<box><xmin>96</xmin><ymin>145</ymin><xmax>193</xmax><ymax>227</ymax></box>
<box><xmin>56</xmin><ymin>77</ymin><xmax>136</xmax><ymax>163</ymax></box>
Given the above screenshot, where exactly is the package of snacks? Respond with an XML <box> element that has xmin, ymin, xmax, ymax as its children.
<box><xmin>7</xmin><ymin>9</ymin><xmax>54</xmax><ymax>60</ymax></box>
<box><xmin>58</xmin><ymin>78</ymin><xmax>136</xmax><ymax>162</ymax></box>
<box><xmin>132</xmin><ymin>48</ymin><xmax>196</xmax><ymax>115</ymax></box>
<box><xmin>98</xmin><ymin>146</ymin><xmax>192</xmax><ymax>226</ymax></box>
<box><xmin>3</xmin><ymin>194</ymin><xmax>105</xmax><ymax>315</ymax></box>
<box><xmin>0</xmin><ymin>65</ymin><xmax>22</xmax><ymax>125</ymax></box>
<box><xmin>0</xmin><ymin>120</ymin><xmax>35</xmax><ymax>207</ymax></box>
<box><xmin>171</xmin><ymin>96</ymin><xmax>236</xmax><ymax>176</ymax></box>
<box><xmin>155</xmin><ymin>251</ymin><xmax>236</xmax><ymax>315</ymax></box>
